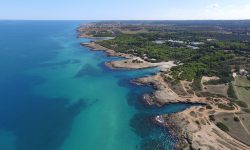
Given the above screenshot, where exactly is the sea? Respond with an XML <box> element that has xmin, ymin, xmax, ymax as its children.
<box><xmin>0</xmin><ymin>21</ymin><xmax>192</xmax><ymax>150</ymax></box>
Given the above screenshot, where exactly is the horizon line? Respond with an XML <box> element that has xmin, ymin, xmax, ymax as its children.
<box><xmin>0</xmin><ymin>19</ymin><xmax>250</xmax><ymax>21</ymax></box>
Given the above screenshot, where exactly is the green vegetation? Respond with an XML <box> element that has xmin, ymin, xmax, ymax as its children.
<box><xmin>243</xmin><ymin>109</ymin><xmax>250</xmax><ymax>113</ymax></box>
<box><xmin>247</xmin><ymin>76</ymin><xmax>250</xmax><ymax>81</ymax></box>
<box><xmin>99</xmin><ymin>33</ymin><xmax>235</xmax><ymax>82</ymax></box>
<box><xmin>98</xmin><ymin>34</ymin><xmax>196</xmax><ymax>62</ymax></box>
<box><xmin>227</xmin><ymin>82</ymin><xmax>237</xmax><ymax>99</ymax></box>
<box><xmin>218</xmin><ymin>103</ymin><xmax>235</xmax><ymax>110</ymax></box>
<box><xmin>192</xmin><ymin>77</ymin><xmax>202</xmax><ymax>91</ymax></box>
<box><xmin>171</xmin><ymin>51</ymin><xmax>234</xmax><ymax>81</ymax></box>
<box><xmin>209</xmin><ymin>41</ymin><xmax>249</xmax><ymax>52</ymax></box>
<box><xmin>216</xmin><ymin>122</ymin><xmax>229</xmax><ymax>132</ymax></box>
<box><xmin>235</xmin><ymin>101</ymin><xmax>248</xmax><ymax>108</ymax></box>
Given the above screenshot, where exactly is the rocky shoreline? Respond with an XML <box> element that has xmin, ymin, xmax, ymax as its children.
<box><xmin>159</xmin><ymin>106</ymin><xmax>250</xmax><ymax>150</ymax></box>
<box><xmin>79</xmin><ymin>37</ymin><xmax>250</xmax><ymax>150</ymax></box>
<box><xmin>132</xmin><ymin>74</ymin><xmax>209</xmax><ymax>106</ymax></box>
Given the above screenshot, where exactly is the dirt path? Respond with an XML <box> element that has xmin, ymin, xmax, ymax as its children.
<box><xmin>234</xmin><ymin>113</ymin><xmax>250</xmax><ymax>135</ymax></box>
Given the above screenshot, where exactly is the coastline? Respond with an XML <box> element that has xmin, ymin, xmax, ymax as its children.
<box><xmin>81</xmin><ymin>42</ymin><xmax>176</xmax><ymax>70</ymax></box>
<box><xmin>132</xmin><ymin>74</ymin><xmax>209</xmax><ymax>106</ymax></box>
<box><xmin>79</xmin><ymin>36</ymin><xmax>250</xmax><ymax>149</ymax></box>
<box><xmin>80</xmin><ymin>42</ymin><xmax>132</xmax><ymax>59</ymax></box>
<box><xmin>160</xmin><ymin>106</ymin><xmax>250</xmax><ymax>150</ymax></box>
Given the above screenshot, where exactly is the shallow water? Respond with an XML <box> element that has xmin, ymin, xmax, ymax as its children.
<box><xmin>0</xmin><ymin>21</ymin><xmax>193</xmax><ymax>150</ymax></box>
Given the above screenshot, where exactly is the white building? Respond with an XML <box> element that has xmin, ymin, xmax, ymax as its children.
<box><xmin>239</xmin><ymin>69</ymin><xmax>248</xmax><ymax>76</ymax></box>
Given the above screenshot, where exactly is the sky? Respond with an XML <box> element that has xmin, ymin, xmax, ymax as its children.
<box><xmin>0</xmin><ymin>0</ymin><xmax>250</xmax><ymax>20</ymax></box>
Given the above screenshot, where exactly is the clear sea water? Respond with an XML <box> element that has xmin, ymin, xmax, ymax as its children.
<box><xmin>0</xmin><ymin>21</ymin><xmax>193</xmax><ymax>150</ymax></box>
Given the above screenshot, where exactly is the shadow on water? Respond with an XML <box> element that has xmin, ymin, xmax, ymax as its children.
<box><xmin>39</xmin><ymin>59</ymin><xmax>81</xmax><ymax>68</ymax></box>
<box><xmin>0</xmin><ymin>75</ymin><xmax>86</xmax><ymax>150</ymax></box>
<box><xmin>14</xmin><ymin>98</ymin><xmax>85</xmax><ymax>150</ymax></box>
<box><xmin>74</xmin><ymin>64</ymin><xmax>101</xmax><ymax>78</ymax></box>
<box><xmin>139</xmin><ymin>138</ymin><xmax>166</xmax><ymax>150</ymax></box>
<box><xmin>130</xmin><ymin>113</ymin><xmax>177</xmax><ymax>150</ymax></box>
<box><xmin>130</xmin><ymin>113</ymin><xmax>156</xmax><ymax>138</ymax></box>
<box><xmin>126</xmin><ymin>89</ymin><xmax>195</xmax><ymax>150</ymax></box>
<box><xmin>0</xmin><ymin>21</ymin><xmax>90</xmax><ymax>150</ymax></box>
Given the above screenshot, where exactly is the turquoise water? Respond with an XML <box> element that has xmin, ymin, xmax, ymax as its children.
<box><xmin>0</xmin><ymin>21</ymin><xmax>192</xmax><ymax>150</ymax></box>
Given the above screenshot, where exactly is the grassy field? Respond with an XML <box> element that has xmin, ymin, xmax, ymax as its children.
<box><xmin>203</xmin><ymin>84</ymin><xmax>228</xmax><ymax>97</ymax></box>
<box><xmin>215</xmin><ymin>113</ymin><xmax>250</xmax><ymax>146</ymax></box>
<box><xmin>233</xmin><ymin>76</ymin><xmax>250</xmax><ymax>108</ymax></box>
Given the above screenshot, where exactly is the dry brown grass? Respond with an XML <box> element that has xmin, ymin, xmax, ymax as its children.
<box><xmin>203</xmin><ymin>84</ymin><xmax>229</xmax><ymax>97</ymax></box>
<box><xmin>215</xmin><ymin>113</ymin><xmax>250</xmax><ymax>146</ymax></box>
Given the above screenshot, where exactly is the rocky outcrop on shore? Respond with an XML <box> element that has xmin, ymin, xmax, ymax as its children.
<box><xmin>105</xmin><ymin>58</ymin><xmax>158</xmax><ymax>70</ymax></box>
<box><xmin>81</xmin><ymin>42</ymin><xmax>131</xmax><ymax>58</ymax></box>
<box><xmin>133</xmin><ymin>74</ymin><xmax>209</xmax><ymax>106</ymax></box>
<box><xmin>159</xmin><ymin>106</ymin><xmax>250</xmax><ymax>150</ymax></box>
<box><xmin>135</xmin><ymin>73</ymin><xmax>250</xmax><ymax>149</ymax></box>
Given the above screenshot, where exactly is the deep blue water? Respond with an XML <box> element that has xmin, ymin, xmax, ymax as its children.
<box><xmin>0</xmin><ymin>21</ymin><xmax>193</xmax><ymax>150</ymax></box>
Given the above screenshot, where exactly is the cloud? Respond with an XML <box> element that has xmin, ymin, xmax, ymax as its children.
<box><xmin>210</xmin><ymin>3</ymin><xmax>219</xmax><ymax>9</ymax></box>
<box><xmin>202</xmin><ymin>4</ymin><xmax>250</xmax><ymax>20</ymax></box>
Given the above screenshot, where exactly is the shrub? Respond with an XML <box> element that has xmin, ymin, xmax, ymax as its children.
<box><xmin>233</xmin><ymin>116</ymin><xmax>240</xmax><ymax>122</ymax></box>
<box><xmin>209</xmin><ymin>115</ymin><xmax>215</xmax><ymax>121</ymax></box>
<box><xmin>195</xmin><ymin>120</ymin><xmax>200</xmax><ymax>125</ymax></box>
<box><xmin>243</xmin><ymin>109</ymin><xmax>250</xmax><ymax>113</ymax></box>
<box><xmin>235</xmin><ymin>101</ymin><xmax>248</xmax><ymax>108</ymax></box>
<box><xmin>206</xmin><ymin>105</ymin><xmax>213</xmax><ymax>109</ymax></box>
<box><xmin>218</xmin><ymin>104</ymin><xmax>234</xmax><ymax>110</ymax></box>
<box><xmin>247</xmin><ymin>76</ymin><xmax>250</xmax><ymax>81</ymax></box>
<box><xmin>216</xmin><ymin>122</ymin><xmax>229</xmax><ymax>132</ymax></box>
